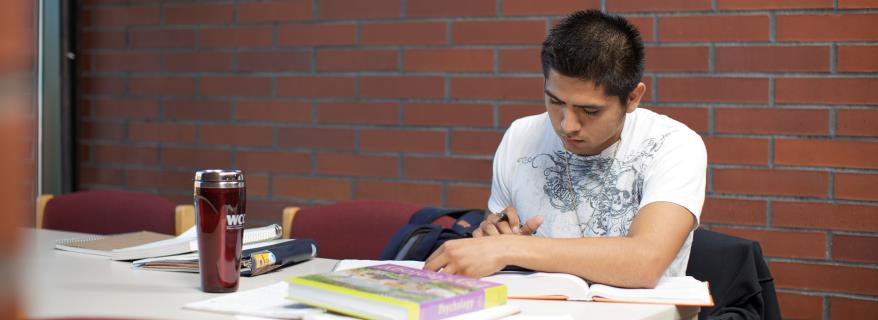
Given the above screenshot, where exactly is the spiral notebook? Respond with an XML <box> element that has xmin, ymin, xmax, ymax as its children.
<box><xmin>55</xmin><ymin>231</ymin><xmax>174</xmax><ymax>257</ymax></box>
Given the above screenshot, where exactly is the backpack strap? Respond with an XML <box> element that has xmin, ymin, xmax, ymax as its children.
<box><xmin>408</xmin><ymin>207</ymin><xmax>483</xmax><ymax>225</ymax></box>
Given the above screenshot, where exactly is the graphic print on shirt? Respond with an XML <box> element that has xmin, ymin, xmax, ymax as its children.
<box><xmin>518</xmin><ymin>133</ymin><xmax>670</xmax><ymax>236</ymax></box>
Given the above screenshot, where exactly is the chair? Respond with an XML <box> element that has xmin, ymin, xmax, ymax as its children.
<box><xmin>282</xmin><ymin>200</ymin><xmax>420</xmax><ymax>260</ymax></box>
<box><xmin>686</xmin><ymin>229</ymin><xmax>781</xmax><ymax>320</ymax></box>
<box><xmin>36</xmin><ymin>190</ymin><xmax>195</xmax><ymax>236</ymax></box>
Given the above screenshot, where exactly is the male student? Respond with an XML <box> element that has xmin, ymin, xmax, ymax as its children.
<box><xmin>424</xmin><ymin>10</ymin><xmax>706</xmax><ymax>288</ymax></box>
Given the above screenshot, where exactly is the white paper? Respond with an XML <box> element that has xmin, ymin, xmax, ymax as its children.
<box><xmin>332</xmin><ymin>259</ymin><xmax>426</xmax><ymax>271</ymax></box>
<box><xmin>301</xmin><ymin>305</ymin><xmax>521</xmax><ymax>320</ymax></box>
<box><xmin>184</xmin><ymin>282</ymin><xmax>324</xmax><ymax>319</ymax></box>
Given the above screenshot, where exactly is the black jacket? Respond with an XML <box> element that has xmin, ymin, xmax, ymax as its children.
<box><xmin>686</xmin><ymin>229</ymin><xmax>782</xmax><ymax>320</ymax></box>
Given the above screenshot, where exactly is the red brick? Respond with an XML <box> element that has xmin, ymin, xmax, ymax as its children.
<box><xmin>273</xmin><ymin>176</ymin><xmax>352</xmax><ymax>201</ymax></box>
<box><xmin>405</xmin><ymin>103</ymin><xmax>494</xmax><ymax>127</ymax></box>
<box><xmin>79</xmin><ymin>167</ymin><xmax>124</xmax><ymax>186</ymax></box>
<box><xmin>646</xmin><ymin>106</ymin><xmax>708</xmax><ymax>133</ymax></box>
<box><xmin>81</xmin><ymin>31</ymin><xmax>126</xmax><ymax>49</ymax></box>
<box><xmin>317</xmin><ymin>102</ymin><xmax>399</xmax><ymax>125</ymax></box>
<box><xmin>245</xmin><ymin>175</ymin><xmax>269</xmax><ymax>197</ymax></box>
<box><xmin>836</xmin><ymin>173</ymin><xmax>878</xmax><ymax>201</ymax></box>
<box><xmin>659</xmin><ymin>78</ymin><xmax>768</xmax><ymax>103</ymax></box>
<box><xmin>715</xmin><ymin>108</ymin><xmax>829</xmax><ymax>135</ymax></box>
<box><xmin>703</xmin><ymin>137</ymin><xmax>769</xmax><ymax>165</ymax></box>
<box><xmin>165</xmin><ymin>52</ymin><xmax>233</xmax><ymax>72</ymax></box>
<box><xmin>239</xmin><ymin>0</ymin><xmax>311</xmax><ymax>22</ymax></box>
<box><xmin>608</xmin><ymin>0</ymin><xmax>711</xmax><ymax>12</ymax></box>
<box><xmin>79</xmin><ymin>121</ymin><xmax>126</xmax><ymax>141</ymax></box>
<box><xmin>838</xmin><ymin>46</ymin><xmax>878</xmax><ymax>72</ymax></box>
<box><xmin>840</xmin><ymin>0</ymin><xmax>878</xmax><ymax>8</ymax></box>
<box><xmin>201</xmin><ymin>77</ymin><xmax>271</xmax><ymax>97</ymax></box>
<box><xmin>451</xmin><ymin>76</ymin><xmax>543</xmax><ymax>100</ymax></box>
<box><xmin>499</xmin><ymin>48</ymin><xmax>541</xmax><ymax>72</ymax></box>
<box><xmin>778</xmin><ymin>14</ymin><xmax>878</xmax><ymax>41</ymax></box>
<box><xmin>644</xmin><ymin>46</ymin><xmax>708</xmax><ymax>72</ymax></box>
<box><xmin>278</xmin><ymin>24</ymin><xmax>357</xmax><ymax>46</ymax></box>
<box><xmin>837</xmin><ymin>109</ymin><xmax>878</xmax><ymax>137</ymax></box>
<box><xmin>355</xmin><ymin>181</ymin><xmax>442</xmax><ymax>207</ymax></box>
<box><xmin>701</xmin><ymin>198</ymin><xmax>767</xmax><ymax>226</ymax></box>
<box><xmin>129</xmin><ymin>77</ymin><xmax>196</xmax><ymax>97</ymax></box>
<box><xmin>451</xmin><ymin>130</ymin><xmax>503</xmax><ymax>156</ymax></box>
<box><xmin>200</xmin><ymin>125</ymin><xmax>273</xmax><ymax>147</ymax></box>
<box><xmin>93</xmin><ymin>145</ymin><xmax>159</xmax><ymax>165</ymax></box>
<box><xmin>237</xmin><ymin>101</ymin><xmax>312</xmax><ymax>123</ymax></box>
<box><xmin>832</xmin><ymin>298</ymin><xmax>878</xmax><ymax>320</ymax></box>
<box><xmin>712</xmin><ymin>227</ymin><xmax>826</xmax><ymax>259</ymax></box>
<box><xmin>92</xmin><ymin>99</ymin><xmax>160</xmax><ymax>119</ymax></box>
<box><xmin>93</xmin><ymin>52</ymin><xmax>161</xmax><ymax>72</ymax></box>
<box><xmin>278</xmin><ymin>127</ymin><xmax>356</xmax><ymax>150</ymax></box>
<box><xmin>93</xmin><ymin>6</ymin><xmax>159</xmax><ymax>26</ymax></box>
<box><xmin>316</xmin><ymin>154</ymin><xmax>399</xmax><ymax>177</ymax></box>
<box><xmin>405</xmin><ymin>157</ymin><xmax>492</xmax><ymax>182</ymax></box>
<box><xmin>771</xmin><ymin>262</ymin><xmax>878</xmax><ymax>295</ymax></box>
<box><xmin>777</xmin><ymin>293</ymin><xmax>823</xmax><ymax>320</ymax></box>
<box><xmin>238</xmin><ymin>151</ymin><xmax>311</xmax><ymax>174</ymax></box>
<box><xmin>80</xmin><ymin>75</ymin><xmax>125</xmax><ymax>95</ymax></box>
<box><xmin>165</xmin><ymin>100</ymin><xmax>232</xmax><ymax>121</ymax></box>
<box><xmin>162</xmin><ymin>148</ymin><xmax>233</xmax><ymax>169</ymax></box>
<box><xmin>777</xmin><ymin>140</ymin><xmax>878</xmax><ymax>169</ymax></box>
<box><xmin>360</xmin><ymin>129</ymin><xmax>446</xmax><ymax>154</ymax></box>
<box><xmin>502</xmin><ymin>0</ymin><xmax>600</xmax><ymax>16</ymax></box>
<box><xmin>321</xmin><ymin>0</ymin><xmax>399</xmax><ymax>19</ymax></box>
<box><xmin>454</xmin><ymin>20</ymin><xmax>546</xmax><ymax>45</ymax></box>
<box><xmin>362</xmin><ymin>22</ymin><xmax>447</xmax><ymax>45</ymax></box>
<box><xmin>500</xmin><ymin>104</ymin><xmax>545</xmax><ymax>127</ymax></box>
<box><xmin>128</xmin><ymin>122</ymin><xmax>197</xmax><ymax>144</ymax></box>
<box><xmin>238</xmin><ymin>51</ymin><xmax>311</xmax><ymax>72</ymax></box>
<box><xmin>201</xmin><ymin>27</ymin><xmax>272</xmax><ymax>48</ymax></box>
<box><xmin>718</xmin><ymin>0</ymin><xmax>832</xmax><ymax>9</ymax></box>
<box><xmin>405</xmin><ymin>48</ymin><xmax>493</xmax><ymax>72</ymax></box>
<box><xmin>408</xmin><ymin>0</ymin><xmax>495</xmax><ymax>17</ymax></box>
<box><xmin>833</xmin><ymin>235</ymin><xmax>878</xmax><ymax>263</ymax></box>
<box><xmin>277</xmin><ymin>76</ymin><xmax>356</xmax><ymax>98</ymax></box>
<box><xmin>164</xmin><ymin>3</ymin><xmax>234</xmax><ymax>25</ymax></box>
<box><xmin>712</xmin><ymin>168</ymin><xmax>828</xmax><ymax>197</ymax></box>
<box><xmin>773</xmin><ymin>202</ymin><xmax>878</xmax><ymax>232</ymax></box>
<box><xmin>777</xmin><ymin>78</ymin><xmax>878</xmax><ymax>105</ymax></box>
<box><xmin>660</xmin><ymin>15</ymin><xmax>769</xmax><ymax>42</ymax></box>
<box><xmin>361</xmin><ymin>76</ymin><xmax>444</xmax><ymax>99</ymax></box>
<box><xmin>447</xmin><ymin>185</ymin><xmax>491</xmax><ymax>209</ymax></box>
<box><xmin>317</xmin><ymin>49</ymin><xmax>399</xmax><ymax>71</ymax></box>
<box><xmin>130</xmin><ymin>30</ymin><xmax>196</xmax><ymax>49</ymax></box>
<box><xmin>126</xmin><ymin>169</ymin><xmax>192</xmax><ymax>190</ymax></box>
<box><xmin>716</xmin><ymin>46</ymin><xmax>830</xmax><ymax>72</ymax></box>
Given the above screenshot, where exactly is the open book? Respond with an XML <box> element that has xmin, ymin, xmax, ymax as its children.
<box><xmin>109</xmin><ymin>224</ymin><xmax>282</xmax><ymax>260</ymax></box>
<box><xmin>483</xmin><ymin>272</ymin><xmax>714</xmax><ymax>306</ymax></box>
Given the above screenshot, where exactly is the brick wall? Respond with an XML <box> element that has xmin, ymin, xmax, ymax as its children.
<box><xmin>76</xmin><ymin>1</ymin><xmax>877</xmax><ymax>318</ymax></box>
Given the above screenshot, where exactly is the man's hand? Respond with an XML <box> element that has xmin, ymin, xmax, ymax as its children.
<box><xmin>424</xmin><ymin>236</ymin><xmax>515</xmax><ymax>278</ymax></box>
<box><xmin>473</xmin><ymin>207</ymin><xmax>543</xmax><ymax>237</ymax></box>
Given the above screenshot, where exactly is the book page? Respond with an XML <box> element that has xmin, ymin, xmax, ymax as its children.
<box><xmin>184</xmin><ymin>281</ymin><xmax>324</xmax><ymax>319</ymax></box>
<box><xmin>481</xmin><ymin>272</ymin><xmax>591</xmax><ymax>301</ymax></box>
<box><xmin>588</xmin><ymin>276</ymin><xmax>713</xmax><ymax>306</ymax></box>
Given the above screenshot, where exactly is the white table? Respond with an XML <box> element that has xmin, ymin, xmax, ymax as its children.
<box><xmin>20</xmin><ymin>229</ymin><xmax>698</xmax><ymax>319</ymax></box>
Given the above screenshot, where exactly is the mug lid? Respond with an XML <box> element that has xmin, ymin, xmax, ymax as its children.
<box><xmin>194</xmin><ymin>170</ymin><xmax>244</xmax><ymax>182</ymax></box>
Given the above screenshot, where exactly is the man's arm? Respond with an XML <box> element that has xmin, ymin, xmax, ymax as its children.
<box><xmin>425</xmin><ymin>201</ymin><xmax>694</xmax><ymax>288</ymax></box>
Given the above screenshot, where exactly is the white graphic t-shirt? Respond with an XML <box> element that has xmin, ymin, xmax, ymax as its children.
<box><xmin>488</xmin><ymin>108</ymin><xmax>707</xmax><ymax>277</ymax></box>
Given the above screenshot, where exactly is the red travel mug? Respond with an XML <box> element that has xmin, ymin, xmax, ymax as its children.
<box><xmin>194</xmin><ymin>170</ymin><xmax>246</xmax><ymax>293</ymax></box>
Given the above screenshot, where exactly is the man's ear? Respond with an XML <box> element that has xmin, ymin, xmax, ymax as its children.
<box><xmin>626</xmin><ymin>82</ymin><xmax>647</xmax><ymax>113</ymax></box>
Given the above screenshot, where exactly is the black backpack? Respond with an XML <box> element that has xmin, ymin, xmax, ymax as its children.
<box><xmin>380</xmin><ymin>207</ymin><xmax>484</xmax><ymax>261</ymax></box>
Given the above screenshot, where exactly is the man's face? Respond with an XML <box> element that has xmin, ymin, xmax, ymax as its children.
<box><xmin>545</xmin><ymin>69</ymin><xmax>640</xmax><ymax>156</ymax></box>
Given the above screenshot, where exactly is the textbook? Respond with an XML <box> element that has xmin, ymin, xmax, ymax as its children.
<box><xmin>133</xmin><ymin>238</ymin><xmax>317</xmax><ymax>276</ymax></box>
<box><xmin>483</xmin><ymin>272</ymin><xmax>714</xmax><ymax>306</ymax></box>
<box><xmin>108</xmin><ymin>224</ymin><xmax>282</xmax><ymax>260</ymax></box>
<box><xmin>55</xmin><ymin>231</ymin><xmax>174</xmax><ymax>257</ymax></box>
<box><xmin>287</xmin><ymin>264</ymin><xmax>508</xmax><ymax>320</ymax></box>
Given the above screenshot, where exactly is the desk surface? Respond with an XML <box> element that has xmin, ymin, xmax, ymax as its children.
<box><xmin>20</xmin><ymin>229</ymin><xmax>698</xmax><ymax>320</ymax></box>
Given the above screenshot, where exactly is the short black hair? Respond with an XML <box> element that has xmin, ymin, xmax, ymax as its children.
<box><xmin>541</xmin><ymin>10</ymin><xmax>645</xmax><ymax>105</ymax></box>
